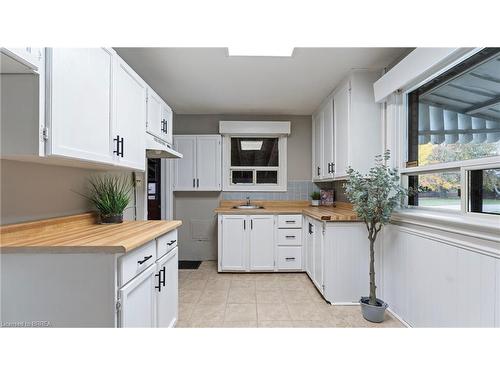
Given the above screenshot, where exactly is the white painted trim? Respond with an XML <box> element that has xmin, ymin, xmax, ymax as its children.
<box><xmin>389</xmin><ymin>219</ymin><xmax>500</xmax><ymax>257</ymax></box>
<box><xmin>219</xmin><ymin>121</ymin><xmax>291</xmax><ymax>135</ymax></box>
<box><xmin>386</xmin><ymin>307</ymin><xmax>412</xmax><ymax>328</ymax></box>
<box><xmin>400</xmin><ymin>156</ymin><xmax>500</xmax><ymax>175</ymax></box>
<box><xmin>374</xmin><ymin>48</ymin><xmax>479</xmax><ymax>102</ymax></box>
<box><xmin>222</xmin><ymin>135</ymin><xmax>287</xmax><ymax>191</ymax></box>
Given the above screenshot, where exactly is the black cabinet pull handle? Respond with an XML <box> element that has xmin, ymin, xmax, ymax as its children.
<box><xmin>137</xmin><ymin>255</ymin><xmax>152</xmax><ymax>265</ymax></box>
<box><xmin>308</xmin><ymin>223</ymin><xmax>313</xmax><ymax>234</ymax></box>
<box><xmin>285</xmin><ymin>257</ymin><xmax>296</xmax><ymax>261</ymax></box>
<box><xmin>317</xmin><ymin>166</ymin><xmax>320</xmax><ymax>176</ymax></box>
<box><xmin>251</xmin><ymin>219</ymin><xmax>253</xmax><ymax>230</ymax></box>
<box><xmin>119</xmin><ymin>137</ymin><xmax>124</xmax><ymax>157</ymax></box>
<box><xmin>155</xmin><ymin>271</ymin><xmax>162</xmax><ymax>291</ymax></box>
<box><xmin>285</xmin><ymin>235</ymin><xmax>296</xmax><ymax>239</ymax></box>
<box><xmin>167</xmin><ymin>240</ymin><xmax>177</xmax><ymax>246</ymax></box>
<box><xmin>243</xmin><ymin>220</ymin><xmax>246</xmax><ymax>230</ymax></box>
<box><xmin>197</xmin><ymin>178</ymin><xmax>199</xmax><ymax>188</ymax></box>
<box><xmin>285</xmin><ymin>220</ymin><xmax>296</xmax><ymax>223</ymax></box>
<box><xmin>193</xmin><ymin>178</ymin><xmax>195</xmax><ymax>188</ymax></box>
<box><xmin>113</xmin><ymin>135</ymin><xmax>120</xmax><ymax>155</ymax></box>
<box><xmin>161</xmin><ymin>266</ymin><xmax>166</xmax><ymax>287</ymax></box>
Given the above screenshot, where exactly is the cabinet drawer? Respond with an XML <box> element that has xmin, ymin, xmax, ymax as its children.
<box><xmin>277</xmin><ymin>215</ymin><xmax>302</xmax><ymax>228</ymax></box>
<box><xmin>118</xmin><ymin>240</ymin><xmax>156</xmax><ymax>287</ymax></box>
<box><xmin>157</xmin><ymin>229</ymin><xmax>178</xmax><ymax>259</ymax></box>
<box><xmin>277</xmin><ymin>229</ymin><xmax>302</xmax><ymax>246</ymax></box>
<box><xmin>277</xmin><ymin>246</ymin><xmax>302</xmax><ymax>270</ymax></box>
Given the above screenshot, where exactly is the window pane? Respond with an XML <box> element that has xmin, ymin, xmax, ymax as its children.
<box><xmin>256</xmin><ymin>170</ymin><xmax>278</xmax><ymax>184</ymax></box>
<box><xmin>469</xmin><ymin>168</ymin><xmax>500</xmax><ymax>215</ymax></box>
<box><xmin>408</xmin><ymin>48</ymin><xmax>500</xmax><ymax>166</ymax></box>
<box><xmin>409</xmin><ymin>171</ymin><xmax>461</xmax><ymax>210</ymax></box>
<box><xmin>231</xmin><ymin>138</ymin><xmax>279</xmax><ymax>166</ymax></box>
<box><xmin>231</xmin><ymin>170</ymin><xmax>253</xmax><ymax>184</ymax></box>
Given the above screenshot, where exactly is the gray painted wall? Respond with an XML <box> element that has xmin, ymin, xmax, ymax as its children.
<box><xmin>0</xmin><ymin>160</ymin><xmax>136</xmax><ymax>225</ymax></box>
<box><xmin>173</xmin><ymin>114</ymin><xmax>312</xmax><ymax>261</ymax></box>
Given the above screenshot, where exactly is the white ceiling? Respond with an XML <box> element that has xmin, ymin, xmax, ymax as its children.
<box><xmin>115</xmin><ymin>48</ymin><xmax>412</xmax><ymax>115</ymax></box>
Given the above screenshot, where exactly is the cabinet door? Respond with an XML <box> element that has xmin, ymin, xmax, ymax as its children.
<box><xmin>313</xmin><ymin>112</ymin><xmax>323</xmax><ymax>179</ymax></box>
<box><xmin>249</xmin><ymin>215</ymin><xmax>275</xmax><ymax>271</ymax></box>
<box><xmin>48</xmin><ymin>48</ymin><xmax>114</xmax><ymax>165</ymax></box>
<box><xmin>118</xmin><ymin>264</ymin><xmax>156</xmax><ymax>328</ymax></box>
<box><xmin>322</xmin><ymin>100</ymin><xmax>334</xmax><ymax>179</ymax></box>
<box><xmin>196</xmin><ymin>136</ymin><xmax>221</xmax><ymax>191</ymax></box>
<box><xmin>114</xmin><ymin>56</ymin><xmax>147</xmax><ymax>171</ymax></box>
<box><xmin>334</xmin><ymin>81</ymin><xmax>350</xmax><ymax>178</ymax></box>
<box><xmin>156</xmin><ymin>247</ymin><xmax>178</xmax><ymax>328</ymax></box>
<box><xmin>221</xmin><ymin>216</ymin><xmax>247</xmax><ymax>271</ymax></box>
<box><xmin>313</xmin><ymin>221</ymin><xmax>324</xmax><ymax>292</ymax></box>
<box><xmin>146</xmin><ymin>88</ymin><xmax>164</xmax><ymax>140</ymax></box>
<box><xmin>162</xmin><ymin>103</ymin><xmax>173</xmax><ymax>145</ymax></box>
<box><xmin>305</xmin><ymin>218</ymin><xmax>315</xmax><ymax>279</ymax></box>
<box><xmin>173</xmin><ymin>136</ymin><xmax>197</xmax><ymax>191</ymax></box>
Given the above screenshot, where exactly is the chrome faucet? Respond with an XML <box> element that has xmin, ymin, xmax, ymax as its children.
<box><xmin>246</xmin><ymin>196</ymin><xmax>251</xmax><ymax>206</ymax></box>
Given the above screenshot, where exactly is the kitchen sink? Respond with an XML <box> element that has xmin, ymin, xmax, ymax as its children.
<box><xmin>232</xmin><ymin>205</ymin><xmax>265</xmax><ymax>209</ymax></box>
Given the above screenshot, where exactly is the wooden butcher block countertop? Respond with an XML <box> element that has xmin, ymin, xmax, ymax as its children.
<box><xmin>215</xmin><ymin>200</ymin><xmax>359</xmax><ymax>222</ymax></box>
<box><xmin>0</xmin><ymin>213</ymin><xmax>182</xmax><ymax>253</ymax></box>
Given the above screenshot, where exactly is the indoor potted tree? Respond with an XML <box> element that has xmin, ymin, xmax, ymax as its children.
<box><xmin>344</xmin><ymin>150</ymin><xmax>407</xmax><ymax>323</ymax></box>
<box><xmin>83</xmin><ymin>175</ymin><xmax>133</xmax><ymax>224</ymax></box>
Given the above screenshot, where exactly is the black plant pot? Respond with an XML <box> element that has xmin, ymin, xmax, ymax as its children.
<box><xmin>100</xmin><ymin>214</ymin><xmax>123</xmax><ymax>224</ymax></box>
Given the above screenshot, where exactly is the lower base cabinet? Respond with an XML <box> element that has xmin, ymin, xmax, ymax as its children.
<box><xmin>1</xmin><ymin>230</ymin><xmax>179</xmax><ymax>328</ymax></box>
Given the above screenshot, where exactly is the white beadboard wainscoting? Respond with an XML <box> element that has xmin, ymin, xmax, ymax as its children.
<box><xmin>380</xmin><ymin>219</ymin><xmax>499</xmax><ymax>328</ymax></box>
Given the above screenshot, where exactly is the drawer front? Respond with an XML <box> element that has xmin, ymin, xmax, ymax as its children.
<box><xmin>277</xmin><ymin>215</ymin><xmax>302</xmax><ymax>228</ymax></box>
<box><xmin>277</xmin><ymin>228</ymin><xmax>302</xmax><ymax>246</ymax></box>
<box><xmin>277</xmin><ymin>246</ymin><xmax>302</xmax><ymax>270</ymax></box>
<box><xmin>157</xmin><ymin>229</ymin><xmax>178</xmax><ymax>259</ymax></box>
<box><xmin>119</xmin><ymin>240</ymin><xmax>157</xmax><ymax>287</ymax></box>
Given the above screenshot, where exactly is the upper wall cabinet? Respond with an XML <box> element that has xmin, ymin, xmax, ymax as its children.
<box><xmin>173</xmin><ymin>135</ymin><xmax>221</xmax><ymax>191</ymax></box>
<box><xmin>114</xmin><ymin>55</ymin><xmax>147</xmax><ymax>170</ymax></box>
<box><xmin>1</xmin><ymin>48</ymin><xmax>151</xmax><ymax>172</ymax></box>
<box><xmin>147</xmin><ymin>88</ymin><xmax>173</xmax><ymax>145</ymax></box>
<box><xmin>312</xmin><ymin>70</ymin><xmax>382</xmax><ymax>181</ymax></box>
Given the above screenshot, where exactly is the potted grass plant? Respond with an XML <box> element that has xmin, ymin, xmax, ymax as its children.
<box><xmin>344</xmin><ymin>150</ymin><xmax>407</xmax><ymax>323</ymax></box>
<box><xmin>83</xmin><ymin>175</ymin><xmax>133</xmax><ymax>224</ymax></box>
<box><xmin>310</xmin><ymin>191</ymin><xmax>321</xmax><ymax>206</ymax></box>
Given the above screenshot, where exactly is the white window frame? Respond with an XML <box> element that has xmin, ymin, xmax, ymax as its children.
<box><xmin>222</xmin><ymin>135</ymin><xmax>287</xmax><ymax>191</ymax></box>
<box><xmin>395</xmin><ymin>48</ymin><xmax>500</xmax><ymax>219</ymax></box>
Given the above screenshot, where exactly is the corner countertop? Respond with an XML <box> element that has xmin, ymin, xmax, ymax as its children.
<box><xmin>214</xmin><ymin>200</ymin><xmax>359</xmax><ymax>222</ymax></box>
<box><xmin>0</xmin><ymin>213</ymin><xmax>182</xmax><ymax>253</ymax></box>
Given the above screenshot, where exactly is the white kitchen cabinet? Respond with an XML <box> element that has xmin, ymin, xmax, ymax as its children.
<box><xmin>46</xmin><ymin>48</ymin><xmax>115</xmax><ymax>165</ymax></box>
<box><xmin>114</xmin><ymin>55</ymin><xmax>147</xmax><ymax>170</ymax></box>
<box><xmin>156</xmin><ymin>247</ymin><xmax>178</xmax><ymax>328</ymax></box>
<box><xmin>219</xmin><ymin>215</ymin><xmax>247</xmax><ymax>271</ymax></box>
<box><xmin>173</xmin><ymin>135</ymin><xmax>221</xmax><ymax>191</ymax></box>
<box><xmin>147</xmin><ymin>88</ymin><xmax>173</xmax><ymax>145</ymax></box>
<box><xmin>312</xmin><ymin>70</ymin><xmax>381</xmax><ymax>181</ymax></box>
<box><xmin>305</xmin><ymin>217</ymin><xmax>315</xmax><ymax>278</ymax></box>
<box><xmin>333</xmin><ymin>70</ymin><xmax>382</xmax><ymax>178</ymax></box>
<box><xmin>313</xmin><ymin>111</ymin><xmax>323</xmax><ymax>179</ymax></box>
<box><xmin>249</xmin><ymin>215</ymin><xmax>275</xmax><ymax>271</ymax></box>
<box><xmin>118</xmin><ymin>263</ymin><xmax>156</xmax><ymax>328</ymax></box>
<box><xmin>312</xmin><ymin>99</ymin><xmax>334</xmax><ymax>181</ymax></box>
<box><xmin>312</xmin><ymin>219</ymin><xmax>324</xmax><ymax>292</ymax></box>
<box><xmin>1</xmin><ymin>48</ymin><xmax>150</xmax><ymax>171</ymax></box>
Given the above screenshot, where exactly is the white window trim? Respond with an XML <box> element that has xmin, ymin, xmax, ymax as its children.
<box><xmin>384</xmin><ymin>49</ymin><xmax>500</xmax><ymax>221</ymax></box>
<box><xmin>222</xmin><ymin>135</ymin><xmax>287</xmax><ymax>191</ymax></box>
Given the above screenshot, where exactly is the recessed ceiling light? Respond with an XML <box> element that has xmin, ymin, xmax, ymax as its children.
<box><xmin>240</xmin><ymin>140</ymin><xmax>263</xmax><ymax>150</ymax></box>
<box><xmin>227</xmin><ymin>47</ymin><xmax>294</xmax><ymax>57</ymax></box>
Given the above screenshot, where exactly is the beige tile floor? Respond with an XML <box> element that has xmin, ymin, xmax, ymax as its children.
<box><xmin>176</xmin><ymin>261</ymin><xmax>405</xmax><ymax>328</ymax></box>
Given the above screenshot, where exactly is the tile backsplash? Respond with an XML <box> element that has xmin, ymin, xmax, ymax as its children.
<box><xmin>221</xmin><ymin>179</ymin><xmax>349</xmax><ymax>202</ymax></box>
<box><xmin>221</xmin><ymin>180</ymin><xmax>317</xmax><ymax>201</ymax></box>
